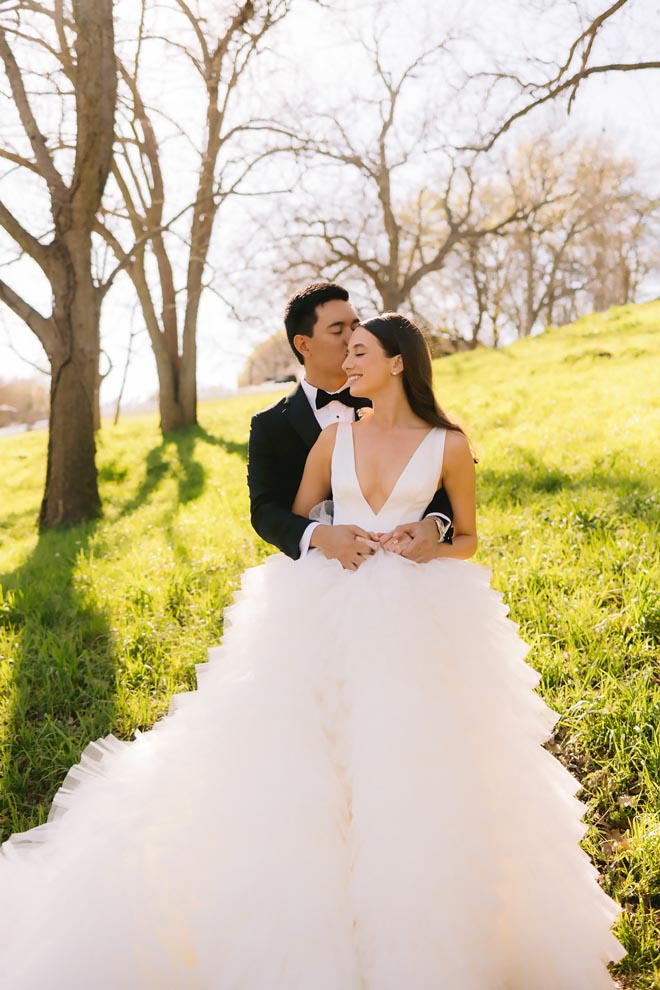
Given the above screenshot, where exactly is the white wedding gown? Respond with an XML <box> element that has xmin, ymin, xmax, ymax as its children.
<box><xmin>0</xmin><ymin>423</ymin><xmax>625</xmax><ymax>989</ymax></box>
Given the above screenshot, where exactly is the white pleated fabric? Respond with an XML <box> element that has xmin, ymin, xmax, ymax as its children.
<box><xmin>0</xmin><ymin>424</ymin><xmax>624</xmax><ymax>988</ymax></box>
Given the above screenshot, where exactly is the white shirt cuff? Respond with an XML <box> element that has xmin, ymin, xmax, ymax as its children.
<box><xmin>299</xmin><ymin>521</ymin><xmax>320</xmax><ymax>556</ymax></box>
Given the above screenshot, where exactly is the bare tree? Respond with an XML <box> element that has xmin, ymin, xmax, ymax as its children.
<box><xmin>270</xmin><ymin>39</ymin><xmax>548</xmax><ymax>320</ymax></box>
<box><xmin>476</xmin><ymin>0</ymin><xmax>660</xmax><ymax>151</ymax></box>
<box><xmin>238</xmin><ymin>330</ymin><xmax>296</xmax><ymax>386</ymax></box>
<box><xmin>96</xmin><ymin>0</ymin><xmax>290</xmax><ymax>432</ymax></box>
<box><xmin>447</xmin><ymin>234</ymin><xmax>514</xmax><ymax>349</ymax></box>
<box><xmin>0</xmin><ymin>0</ymin><xmax>115</xmax><ymax>526</ymax></box>
<box><xmin>576</xmin><ymin>187</ymin><xmax>660</xmax><ymax>314</ymax></box>
<box><xmin>113</xmin><ymin>312</ymin><xmax>144</xmax><ymax>427</ymax></box>
<box><xmin>438</xmin><ymin>135</ymin><xmax>660</xmax><ymax>344</ymax></box>
<box><xmin>502</xmin><ymin>137</ymin><xmax>660</xmax><ymax>334</ymax></box>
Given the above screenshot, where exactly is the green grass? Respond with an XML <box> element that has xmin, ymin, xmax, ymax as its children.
<box><xmin>1</xmin><ymin>300</ymin><xmax>659</xmax><ymax>986</ymax></box>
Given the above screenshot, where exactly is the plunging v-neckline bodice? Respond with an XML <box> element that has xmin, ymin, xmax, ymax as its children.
<box><xmin>331</xmin><ymin>422</ymin><xmax>447</xmax><ymax>531</ymax></box>
<box><xmin>350</xmin><ymin>427</ymin><xmax>437</xmax><ymax>518</ymax></box>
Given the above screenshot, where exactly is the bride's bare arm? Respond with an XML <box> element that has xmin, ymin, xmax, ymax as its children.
<box><xmin>292</xmin><ymin>425</ymin><xmax>376</xmax><ymax>570</ymax></box>
<box><xmin>434</xmin><ymin>431</ymin><xmax>477</xmax><ymax>559</ymax></box>
<box><xmin>292</xmin><ymin>426</ymin><xmax>335</xmax><ymax>518</ymax></box>
<box><xmin>382</xmin><ymin>431</ymin><xmax>477</xmax><ymax>561</ymax></box>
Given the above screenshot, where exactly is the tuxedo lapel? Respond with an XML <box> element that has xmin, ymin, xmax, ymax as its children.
<box><xmin>283</xmin><ymin>385</ymin><xmax>322</xmax><ymax>450</ymax></box>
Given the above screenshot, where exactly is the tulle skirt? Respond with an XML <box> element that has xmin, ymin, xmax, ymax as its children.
<box><xmin>0</xmin><ymin>550</ymin><xmax>625</xmax><ymax>989</ymax></box>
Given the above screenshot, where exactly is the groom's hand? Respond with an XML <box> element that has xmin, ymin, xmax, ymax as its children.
<box><xmin>310</xmin><ymin>524</ymin><xmax>377</xmax><ymax>570</ymax></box>
<box><xmin>380</xmin><ymin>517</ymin><xmax>441</xmax><ymax>563</ymax></box>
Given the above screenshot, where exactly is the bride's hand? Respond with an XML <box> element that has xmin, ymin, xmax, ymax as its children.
<box><xmin>380</xmin><ymin>518</ymin><xmax>441</xmax><ymax>561</ymax></box>
<box><xmin>378</xmin><ymin>529</ymin><xmax>412</xmax><ymax>555</ymax></box>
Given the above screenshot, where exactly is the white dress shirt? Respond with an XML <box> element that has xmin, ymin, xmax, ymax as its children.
<box><xmin>299</xmin><ymin>378</ymin><xmax>356</xmax><ymax>430</ymax></box>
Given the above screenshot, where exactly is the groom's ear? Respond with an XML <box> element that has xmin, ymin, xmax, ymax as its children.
<box><xmin>293</xmin><ymin>334</ymin><xmax>311</xmax><ymax>361</ymax></box>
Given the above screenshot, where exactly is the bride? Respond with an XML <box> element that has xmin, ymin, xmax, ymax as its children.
<box><xmin>0</xmin><ymin>314</ymin><xmax>624</xmax><ymax>989</ymax></box>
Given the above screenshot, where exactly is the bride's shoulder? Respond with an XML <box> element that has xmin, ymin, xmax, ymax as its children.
<box><xmin>442</xmin><ymin>429</ymin><xmax>475</xmax><ymax>471</ymax></box>
<box><xmin>315</xmin><ymin>421</ymin><xmax>340</xmax><ymax>449</ymax></box>
<box><xmin>443</xmin><ymin>428</ymin><xmax>469</xmax><ymax>449</ymax></box>
<box><xmin>305</xmin><ymin>423</ymin><xmax>339</xmax><ymax>473</ymax></box>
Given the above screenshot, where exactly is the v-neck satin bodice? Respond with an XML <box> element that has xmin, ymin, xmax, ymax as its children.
<box><xmin>331</xmin><ymin>422</ymin><xmax>446</xmax><ymax>531</ymax></box>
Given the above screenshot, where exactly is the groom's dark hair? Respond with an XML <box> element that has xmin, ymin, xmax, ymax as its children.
<box><xmin>284</xmin><ymin>282</ymin><xmax>349</xmax><ymax>364</ymax></box>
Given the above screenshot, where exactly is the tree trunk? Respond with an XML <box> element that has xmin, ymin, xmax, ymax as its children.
<box><xmin>41</xmin><ymin>346</ymin><xmax>100</xmax><ymax>527</ymax></box>
<box><xmin>0</xmin><ymin>0</ymin><xmax>115</xmax><ymax>527</ymax></box>
<box><xmin>158</xmin><ymin>369</ymin><xmax>186</xmax><ymax>432</ymax></box>
<box><xmin>147</xmin><ymin>329</ymin><xmax>186</xmax><ymax>432</ymax></box>
<box><xmin>620</xmin><ymin>259</ymin><xmax>632</xmax><ymax>304</ymax></box>
<box><xmin>380</xmin><ymin>283</ymin><xmax>404</xmax><ymax>312</ymax></box>
<box><xmin>40</xmin><ymin>254</ymin><xmax>101</xmax><ymax>527</ymax></box>
<box><xmin>179</xmin><ymin>347</ymin><xmax>197</xmax><ymax>427</ymax></box>
<box><xmin>524</xmin><ymin>230</ymin><xmax>535</xmax><ymax>336</ymax></box>
<box><xmin>179</xmin><ymin>298</ymin><xmax>199</xmax><ymax>428</ymax></box>
<box><xmin>94</xmin><ymin>372</ymin><xmax>102</xmax><ymax>431</ymax></box>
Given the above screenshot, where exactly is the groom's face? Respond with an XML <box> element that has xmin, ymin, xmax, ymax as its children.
<box><xmin>295</xmin><ymin>299</ymin><xmax>359</xmax><ymax>381</ymax></box>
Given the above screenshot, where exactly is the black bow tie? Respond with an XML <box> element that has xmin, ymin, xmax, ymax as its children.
<box><xmin>315</xmin><ymin>387</ymin><xmax>370</xmax><ymax>410</ymax></box>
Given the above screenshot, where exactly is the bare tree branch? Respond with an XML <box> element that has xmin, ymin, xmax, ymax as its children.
<box><xmin>0</xmin><ymin>25</ymin><xmax>66</xmax><ymax>200</ymax></box>
<box><xmin>0</xmin><ymin>277</ymin><xmax>55</xmax><ymax>352</ymax></box>
<box><xmin>475</xmin><ymin>0</ymin><xmax>660</xmax><ymax>151</ymax></box>
<box><xmin>0</xmin><ymin>200</ymin><xmax>51</xmax><ymax>273</ymax></box>
<box><xmin>0</xmin><ymin>146</ymin><xmax>44</xmax><ymax>176</ymax></box>
<box><xmin>481</xmin><ymin>61</ymin><xmax>660</xmax><ymax>152</ymax></box>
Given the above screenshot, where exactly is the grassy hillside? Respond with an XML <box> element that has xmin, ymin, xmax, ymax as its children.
<box><xmin>1</xmin><ymin>301</ymin><xmax>659</xmax><ymax>986</ymax></box>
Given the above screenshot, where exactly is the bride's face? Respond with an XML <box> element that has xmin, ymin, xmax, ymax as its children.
<box><xmin>342</xmin><ymin>326</ymin><xmax>402</xmax><ymax>397</ymax></box>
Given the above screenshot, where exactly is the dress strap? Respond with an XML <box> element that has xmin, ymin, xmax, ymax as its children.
<box><xmin>330</xmin><ymin>422</ymin><xmax>353</xmax><ymax>481</ymax></box>
<box><xmin>432</xmin><ymin>428</ymin><xmax>447</xmax><ymax>485</ymax></box>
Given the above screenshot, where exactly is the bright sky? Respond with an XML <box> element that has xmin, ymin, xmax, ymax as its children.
<box><xmin>1</xmin><ymin>0</ymin><xmax>659</xmax><ymax>407</ymax></box>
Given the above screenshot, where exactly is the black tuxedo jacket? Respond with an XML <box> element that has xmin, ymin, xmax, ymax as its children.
<box><xmin>248</xmin><ymin>384</ymin><xmax>453</xmax><ymax>560</ymax></box>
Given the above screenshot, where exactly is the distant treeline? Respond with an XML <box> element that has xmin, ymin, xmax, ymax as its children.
<box><xmin>0</xmin><ymin>378</ymin><xmax>49</xmax><ymax>429</ymax></box>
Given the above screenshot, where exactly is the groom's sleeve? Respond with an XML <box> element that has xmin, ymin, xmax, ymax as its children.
<box><xmin>248</xmin><ymin>412</ymin><xmax>311</xmax><ymax>561</ymax></box>
<box><xmin>422</xmin><ymin>487</ymin><xmax>454</xmax><ymax>542</ymax></box>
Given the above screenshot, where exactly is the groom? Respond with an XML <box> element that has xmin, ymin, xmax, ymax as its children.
<box><xmin>247</xmin><ymin>282</ymin><xmax>453</xmax><ymax>569</ymax></box>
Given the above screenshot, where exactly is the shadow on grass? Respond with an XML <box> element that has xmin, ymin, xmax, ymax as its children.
<box><xmin>0</xmin><ymin>506</ymin><xmax>42</xmax><ymax>534</ymax></box>
<box><xmin>479</xmin><ymin>450</ymin><xmax>660</xmax><ymax>527</ymax></box>
<box><xmin>194</xmin><ymin>424</ymin><xmax>248</xmax><ymax>461</ymax></box>
<box><xmin>118</xmin><ymin>424</ymin><xmax>247</xmax><ymax>519</ymax></box>
<box><xmin>0</xmin><ymin>521</ymin><xmax>115</xmax><ymax>840</ymax></box>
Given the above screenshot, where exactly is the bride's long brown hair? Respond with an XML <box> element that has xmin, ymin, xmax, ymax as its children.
<box><xmin>361</xmin><ymin>313</ymin><xmax>465</xmax><ymax>435</ymax></box>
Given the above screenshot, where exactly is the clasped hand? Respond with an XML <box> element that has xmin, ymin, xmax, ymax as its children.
<box><xmin>377</xmin><ymin>515</ymin><xmax>441</xmax><ymax>563</ymax></box>
<box><xmin>312</xmin><ymin>517</ymin><xmax>441</xmax><ymax>570</ymax></box>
